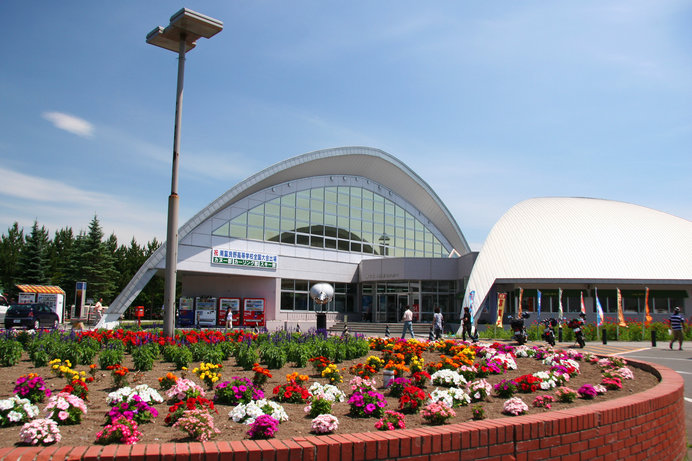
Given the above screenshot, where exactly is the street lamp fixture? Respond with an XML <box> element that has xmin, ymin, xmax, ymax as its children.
<box><xmin>147</xmin><ymin>8</ymin><xmax>223</xmax><ymax>338</ymax></box>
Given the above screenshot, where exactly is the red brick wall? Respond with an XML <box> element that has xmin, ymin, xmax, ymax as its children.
<box><xmin>0</xmin><ymin>358</ymin><xmax>684</xmax><ymax>461</ymax></box>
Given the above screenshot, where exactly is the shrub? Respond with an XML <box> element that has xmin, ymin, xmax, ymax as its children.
<box><xmin>19</xmin><ymin>418</ymin><xmax>61</xmax><ymax>446</ymax></box>
<box><xmin>0</xmin><ymin>395</ymin><xmax>39</xmax><ymax>426</ymax></box>
<box><xmin>311</xmin><ymin>414</ymin><xmax>339</xmax><ymax>434</ymax></box>
<box><xmin>173</xmin><ymin>347</ymin><xmax>193</xmax><ymax>370</ymax></box>
<box><xmin>247</xmin><ymin>415</ymin><xmax>279</xmax><ymax>439</ymax></box>
<box><xmin>305</xmin><ymin>396</ymin><xmax>332</xmax><ymax>418</ymax></box>
<box><xmin>173</xmin><ymin>408</ymin><xmax>220</xmax><ymax>442</ymax></box>
<box><xmin>421</xmin><ymin>401</ymin><xmax>456</xmax><ymax>425</ymax></box>
<box><xmin>374</xmin><ymin>410</ymin><xmax>406</xmax><ymax>430</ymax></box>
<box><xmin>98</xmin><ymin>348</ymin><xmax>124</xmax><ymax>370</ymax></box>
<box><xmin>0</xmin><ymin>339</ymin><xmax>23</xmax><ymax>366</ymax></box>
<box><xmin>95</xmin><ymin>417</ymin><xmax>141</xmax><ymax>445</ymax></box>
<box><xmin>215</xmin><ymin>377</ymin><xmax>264</xmax><ymax>405</ymax></box>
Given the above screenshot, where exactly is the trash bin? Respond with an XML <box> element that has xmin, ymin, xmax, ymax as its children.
<box><xmin>316</xmin><ymin>312</ymin><xmax>327</xmax><ymax>331</ymax></box>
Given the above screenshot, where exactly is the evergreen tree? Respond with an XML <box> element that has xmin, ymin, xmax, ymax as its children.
<box><xmin>48</xmin><ymin>227</ymin><xmax>76</xmax><ymax>302</ymax></box>
<box><xmin>19</xmin><ymin>221</ymin><xmax>50</xmax><ymax>285</ymax></box>
<box><xmin>0</xmin><ymin>223</ymin><xmax>25</xmax><ymax>298</ymax></box>
<box><xmin>79</xmin><ymin>216</ymin><xmax>117</xmax><ymax>302</ymax></box>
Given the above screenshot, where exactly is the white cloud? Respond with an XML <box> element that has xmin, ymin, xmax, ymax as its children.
<box><xmin>42</xmin><ymin>111</ymin><xmax>94</xmax><ymax>138</ymax></box>
<box><xmin>0</xmin><ymin>167</ymin><xmax>164</xmax><ymax>243</ymax></box>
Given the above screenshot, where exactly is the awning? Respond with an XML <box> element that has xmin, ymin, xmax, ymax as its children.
<box><xmin>16</xmin><ymin>285</ymin><xmax>66</xmax><ymax>295</ymax></box>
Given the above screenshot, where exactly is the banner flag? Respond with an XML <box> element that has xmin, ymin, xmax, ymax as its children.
<box><xmin>558</xmin><ymin>288</ymin><xmax>563</xmax><ymax>318</ymax></box>
<box><xmin>616</xmin><ymin>288</ymin><xmax>627</xmax><ymax>327</ymax></box>
<box><xmin>496</xmin><ymin>293</ymin><xmax>507</xmax><ymax>327</ymax></box>
<box><xmin>645</xmin><ymin>287</ymin><xmax>653</xmax><ymax>326</ymax></box>
<box><xmin>580</xmin><ymin>291</ymin><xmax>586</xmax><ymax>315</ymax></box>
<box><xmin>517</xmin><ymin>288</ymin><xmax>524</xmax><ymax>317</ymax></box>
<box><xmin>595</xmin><ymin>288</ymin><xmax>604</xmax><ymax>327</ymax></box>
<box><xmin>537</xmin><ymin>289</ymin><xmax>542</xmax><ymax>319</ymax></box>
<box><xmin>468</xmin><ymin>290</ymin><xmax>476</xmax><ymax>317</ymax></box>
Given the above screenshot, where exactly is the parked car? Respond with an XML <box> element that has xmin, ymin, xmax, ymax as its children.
<box><xmin>4</xmin><ymin>303</ymin><xmax>59</xmax><ymax>330</ymax></box>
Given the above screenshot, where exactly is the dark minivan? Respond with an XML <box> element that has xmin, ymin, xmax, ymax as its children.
<box><xmin>4</xmin><ymin>303</ymin><xmax>59</xmax><ymax>330</ymax></box>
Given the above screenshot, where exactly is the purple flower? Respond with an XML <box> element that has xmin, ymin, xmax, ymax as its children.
<box><xmin>365</xmin><ymin>403</ymin><xmax>376</xmax><ymax>414</ymax></box>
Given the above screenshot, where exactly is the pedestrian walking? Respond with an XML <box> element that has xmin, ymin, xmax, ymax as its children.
<box><xmin>401</xmin><ymin>306</ymin><xmax>415</xmax><ymax>339</ymax></box>
<box><xmin>669</xmin><ymin>307</ymin><xmax>685</xmax><ymax>350</ymax></box>
<box><xmin>432</xmin><ymin>307</ymin><xmax>444</xmax><ymax>340</ymax></box>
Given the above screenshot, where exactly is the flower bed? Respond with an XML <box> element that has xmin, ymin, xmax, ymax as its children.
<box><xmin>0</xmin><ymin>330</ymin><xmax>659</xmax><ymax>447</ymax></box>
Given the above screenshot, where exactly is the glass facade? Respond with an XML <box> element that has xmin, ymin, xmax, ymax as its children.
<box><xmin>280</xmin><ymin>279</ymin><xmax>355</xmax><ymax>312</ymax></box>
<box><xmin>362</xmin><ymin>281</ymin><xmax>458</xmax><ymax>324</ymax></box>
<box><xmin>212</xmin><ymin>185</ymin><xmax>449</xmax><ymax>258</ymax></box>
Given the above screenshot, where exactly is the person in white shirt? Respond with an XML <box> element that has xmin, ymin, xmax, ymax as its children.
<box><xmin>401</xmin><ymin>306</ymin><xmax>415</xmax><ymax>339</ymax></box>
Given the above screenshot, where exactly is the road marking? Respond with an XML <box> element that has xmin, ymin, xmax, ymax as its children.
<box><xmin>675</xmin><ymin>371</ymin><xmax>692</xmax><ymax>375</ymax></box>
<box><xmin>622</xmin><ymin>355</ymin><xmax>692</xmax><ymax>362</ymax></box>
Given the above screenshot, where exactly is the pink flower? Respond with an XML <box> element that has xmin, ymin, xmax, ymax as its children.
<box><xmin>58</xmin><ymin>411</ymin><xmax>69</xmax><ymax>421</ymax></box>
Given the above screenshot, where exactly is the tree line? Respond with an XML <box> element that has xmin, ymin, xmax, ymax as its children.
<box><xmin>0</xmin><ymin>216</ymin><xmax>164</xmax><ymax>319</ymax></box>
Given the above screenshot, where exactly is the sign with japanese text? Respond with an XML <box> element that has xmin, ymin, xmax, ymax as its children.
<box><xmin>211</xmin><ymin>248</ymin><xmax>277</xmax><ymax>269</ymax></box>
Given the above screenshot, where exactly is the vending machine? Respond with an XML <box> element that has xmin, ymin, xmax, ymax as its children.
<box><xmin>195</xmin><ymin>296</ymin><xmax>217</xmax><ymax>327</ymax></box>
<box><xmin>242</xmin><ymin>298</ymin><xmax>265</xmax><ymax>328</ymax></box>
<box><xmin>218</xmin><ymin>298</ymin><xmax>240</xmax><ymax>327</ymax></box>
<box><xmin>178</xmin><ymin>297</ymin><xmax>195</xmax><ymax>327</ymax></box>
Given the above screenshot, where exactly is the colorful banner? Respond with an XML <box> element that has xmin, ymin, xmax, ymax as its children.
<box><xmin>496</xmin><ymin>293</ymin><xmax>507</xmax><ymax>327</ymax></box>
<box><xmin>211</xmin><ymin>248</ymin><xmax>277</xmax><ymax>269</ymax></box>
<box><xmin>517</xmin><ymin>288</ymin><xmax>524</xmax><ymax>317</ymax></box>
<box><xmin>644</xmin><ymin>287</ymin><xmax>653</xmax><ymax>326</ymax></box>
<box><xmin>537</xmin><ymin>289</ymin><xmax>542</xmax><ymax>319</ymax></box>
<box><xmin>468</xmin><ymin>290</ymin><xmax>476</xmax><ymax>317</ymax></box>
<box><xmin>616</xmin><ymin>288</ymin><xmax>627</xmax><ymax>327</ymax></box>
<box><xmin>595</xmin><ymin>288</ymin><xmax>604</xmax><ymax>326</ymax></box>
<box><xmin>580</xmin><ymin>291</ymin><xmax>586</xmax><ymax>315</ymax></box>
<box><xmin>558</xmin><ymin>288</ymin><xmax>563</xmax><ymax>318</ymax></box>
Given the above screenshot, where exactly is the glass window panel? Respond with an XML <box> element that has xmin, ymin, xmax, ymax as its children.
<box><xmin>338</xmin><ymin>215</ymin><xmax>349</xmax><ymax>228</ymax></box>
<box><xmin>310</xmin><ymin>224</ymin><xmax>324</xmax><ymax>235</ymax></box>
<box><xmin>265</xmin><ymin>216</ymin><xmax>279</xmax><ymax>230</ymax></box>
<box><xmin>249</xmin><ymin>203</ymin><xmax>264</xmax><ymax>214</ymax></box>
<box><xmin>374</xmin><ymin>212</ymin><xmax>385</xmax><ymax>224</ymax></box>
<box><xmin>248</xmin><ymin>214</ymin><xmax>264</xmax><ymax>227</ymax></box>
<box><xmin>373</xmin><ymin>222</ymin><xmax>384</xmax><ymax>235</ymax></box>
<box><xmin>325</xmin><ymin>202</ymin><xmax>337</xmax><ymax>214</ymax></box>
<box><xmin>374</xmin><ymin>198</ymin><xmax>384</xmax><ymax>212</ymax></box>
<box><xmin>231</xmin><ymin>214</ymin><xmax>247</xmax><ymax>225</ymax></box>
<box><xmin>281</xmin><ymin>279</ymin><xmax>294</xmax><ymax>290</ymax></box>
<box><xmin>296</xmin><ymin>234</ymin><xmax>309</xmax><ymax>246</ymax></box>
<box><xmin>295</xmin><ymin>280</ymin><xmax>308</xmax><ymax>291</ymax></box>
<box><xmin>350</xmin><ymin>242</ymin><xmax>362</xmax><ymax>252</ymax></box>
<box><xmin>265</xmin><ymin>229</ymin><xmax>280</xmax><ymax>241</ymax></box>
<box><xmin>385</xmin><ymin>224</ymin><xmax>394</xmax><ymax>235</ymax></box>
<box><xmin>324</xmin><ymin>214</ymin><xmax>337</xmax><ymax>227</ymax></box>
<box><xmin>296</xmin><ymin>209</ymin><xmax>309</xmax><ymax>221</ymax></box>
<box><xmin>422</xmin><ymin>281</ymin><xmax>436</xmax><ymax>292</ymax></box>
<box><xmin>395</xmin><ymin>205</ymin><xmax>405</xmax><ymax>217</ymax></box>
<box><xmin>213</xmin><ymin>223</ymin><xmax>229</xmax><ymax>237</ymax></box>
<box><xmin>282</xmin><ymin>193</ymin><xmax>295</xmax><ymax>206</ymax></box>
<box><xmin>281</xmin><ymin>218</ymin><xmax>294</xmax><ymax>232</ymax></box>
<box><xmin>352</xmin><ymin>187</ymin><xmax>362</xmax><ymax>197</ymax></box>
<box><xmin>338</xmin><ymin>240</ymin><xmax>350</xmax><ymax>251</ymax></box>
<box><xmin>281</xmin><ymin>292</ymin><xmax>294</xmax><ymax>310</ymax></box>
<box><xmin>351</xmin><ymin>208</ymin><xmax>361</xmax><ymax>219</ymax></box>
<box><xmin>311</xmin><ymin>198</ymin><xmax>323</xmax><ymax>210</ymax></box>
<box><xmin>406</xmin><ymin>239</ymin><xmax>415</xmax><ymax>250</ymax></box>
<box><xmin>350</xmin><ymin>218</ymin><xmax>361</xmax><ymax>233</ymax></box>
<box><xmin>395</xmin><ymin>216</ymin><xmax>405</xmax><ymax>227</ymax></box>
<box><xmin>325</xmin><ymin>226</ymin><xmax>337</xmax><ymax>238</ymax></box>
<box><xmin>362</xmin><ymin>221</ymin><xmax>373</xmax><ymax>233</ymax></box>
<box><xmin>311</xmin><ymin>188</ymin><xmax>324</xmax><ymax>199</ymax></box>
<box><xmin>265</xmin><ymin>200</ymin><xmax>280</xmax><ymax>216</ymax></box>
<box><xmin>247</xmin><ymin>227</ymin><xmax>263</xmax><ymax>240</ymax></box>
<box><xmin>425</xmin><ymin>242</ymin><xmax>433</xmax><ymax>253</ymax></box>
<box><xmin>362</xmin><ymin>210</ymin><xmax>373</xmax><ymax>221</ymax></box>
<box><xmin>362</xmin><ymin>199</ymin><xmax>373</xmax><ymax>211</ymax></box>
<box><xmin>415</xmin><ymin>219</ymin><xmax>424</xmax><ymax>231</ymax></box>
<box><xmin>325</xmin><ymin>238</ymin><xmax>336</xmax><ymax>249</ymax></box>
<box><xmin>406</xmin><ymin>228</ymin><xmax>415</xmax><ymax>239</ymax></box>
<box><xmin>297</xmin><ymin>196</ymin><xmax>310</xmax><ymax>209</ymax></box>
<box><xmin>385</xmin><ymin>201</ymin><xmax>395</xmax><ymax>215</ymax></box>
<box><xmin>325</xmin><ymin>187</ymin><xmax>337</xmax><ymax>203</ymax></box>
<box><xmin>363</xmin><ymin>243</ymin><xmax>374</xmax><ymax>254</ymax></box>
<box><xmin>337</xmin><ymin>205</ymin><xmax>349</xmax><ymax>217</ymax></box>
<box><xmin>350</xmin><ymin>195</ymin><xmax>361</xmax><ymax>208</ymax></box>
<box><xmin>295</xmin><ymin>293</ymin><xmax>308</xmax><ymax>310</ymax></box>
<box><xmin>230</xmin><ymin>223</ymin><xmax>246</xmax><ymax>239</ymax></box>
<box><xmin>362</xmin><ymin>189</ymin><xmax>373</xmax><ymax>200</ymax></box>
<box><xmin>281</xmin><ymin>206</ymin><xmax>295</xmax><ymax>219</ymax></box>
<box><xmin>338</xmin><ymin>187</ymin><xmax>350</xmax><ymax>204</ymax></box>
<box><xmin>280</xmin><ymin>232</ymin><xmax>295</xmax><ymax>244</ymax></box>
<box><xmin>311</xmin><ymin>210</ymin><xmax>323</xmax><ymax>224</ymax></box>
<box><xmin>310</xmin><ymin>235</ymin><xmax>324</xmax><ymax>248</ymax></box>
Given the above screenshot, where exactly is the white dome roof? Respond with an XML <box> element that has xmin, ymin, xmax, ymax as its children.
<box><xmin>465</xmin><ymin>197</ymin><xmax>692</xmax><ymax>315</ymax></box>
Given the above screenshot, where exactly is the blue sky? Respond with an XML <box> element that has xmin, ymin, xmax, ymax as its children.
<box><xmin>1</xmin><ymin>1</ymin><xmax>690</xmax><ymax>251</ymax></box>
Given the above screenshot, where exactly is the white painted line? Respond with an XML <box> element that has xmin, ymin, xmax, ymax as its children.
<box><xmin>613</xmin><ymin>347</ymin><xmax>649</xmax><ymax>355</ymax></box>
<box><xmin>623</xmin><ymin>355</ymin><xmax>692</xmax><ymax>362</ymax></box>
<box><xmin>675</xmin><ymin>371</ymin><xmax>692</xmax><ymax>375</ymax></box>
<box><xmin>685</xmin><ymin>398</ymin><xmax>692</xmax><ymax>404</ymax></box>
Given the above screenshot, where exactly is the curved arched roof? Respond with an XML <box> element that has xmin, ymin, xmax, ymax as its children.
<box><xmin>464</xmin><ymin>197</ymin><xmax>692</xmax><ymax>320</ymax></box>
<box><xmin>103</xmin><ymin>147</ymin><xmax>470</xmax><ymax>326</ymax></box>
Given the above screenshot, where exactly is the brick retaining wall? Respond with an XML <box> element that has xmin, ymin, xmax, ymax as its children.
<box><xmin>0</xmin><ymin>358</ymin><xmax>684</xmax><ymax>461</ymax></box>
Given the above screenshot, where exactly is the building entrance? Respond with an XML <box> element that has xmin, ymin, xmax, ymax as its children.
<box><xmin>374</xmin><ymin>293</ymin><xmax>419</xmax><ymax>324</ymax></box>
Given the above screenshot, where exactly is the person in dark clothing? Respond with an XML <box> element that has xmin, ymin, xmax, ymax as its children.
<box><xmin>669</xmin><ymin>307</ymin><xmax>685</xmax><ymax>350</ymax></box>
<box><xmin>462</xmin><ymin>306</ymin><xmax>472</xmax><ymax>341</ymax></box>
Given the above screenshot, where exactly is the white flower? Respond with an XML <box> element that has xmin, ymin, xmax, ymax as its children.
<box><xmin>8</xmin><ymin>411</ymin><xmax>23</xmax><ymax>422</ymax></box>
<box><xmin>308</xmin><ymin>383</ymin><xmax>346</xmax><ymax>402</ymax></box>
<box><xmin>0</xmin><ymin>400</ymin><xmax>14</xmax><ymax>411</ymax></box>
<box><xmin>229</xmin><ymin>399</ymin><xmax>288</xmax><ymax>424</ymax></box>
<box><xmin>431</xmin><ymin>370</ymin><xmax>466</xmax><ymax>387</ymax></box>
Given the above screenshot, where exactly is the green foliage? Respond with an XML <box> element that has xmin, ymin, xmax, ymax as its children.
<box><xmin>199</xmin><ymin>346</ymin><xmax>224</xmax><ymax>365</ymax></box>
<box><xmin>259</xmin><ymin>344</ymin><xmax>287</xmax><ymax>369</ymax></box>
<box><xmin>286</xmin><ymin>342</ymin><xmax>311</xmax><ymax>368</ymax></box>
<box><xmin>132</xmin><ymin>344</ymin><xmax>158</xmax><ymax>371</ymax></box>
<box><xmin>172</xmin><ymin>347</ymin><xmax>193</xmax><ymax>370</ymax></box>
<box><xmin>307</xmin><ymin>397</ymin><xmax>332</xmax><ymax>418</ymax></box>
<box><xmin>0</xmin><ymin>339</ymin><xmax>23</xmax><ymax>366</ymax></box>
<box><xmin>235</xmin><ymin>344</ymin><xmax>259</xmax><ymax>371</ymax></box>
<box><xmin>29</xmin><ymin>348</ymin><xmax>50</xmax><ymax>368</ymax></box>
<box><xmin>162</xmin><ymin>345</ymin><xmax>180</xmax><ymax>363</ymax></box>
<box><xmin>98</xmin><ymin>347</ymin><xmax>124</xmax><ymax>370</ymax></box>
<box><xmin>19</xmin><ymin>221</ymin><xmax>50</xmax><ymax>285</ymax></box>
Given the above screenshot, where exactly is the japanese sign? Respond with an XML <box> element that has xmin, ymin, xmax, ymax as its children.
<box><xmin>211</xmin><ymin>248</ymin><xmax>278</xmax><ymax>269</ymax></box>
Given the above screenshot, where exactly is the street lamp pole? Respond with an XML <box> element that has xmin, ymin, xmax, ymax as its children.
<box><xmin>147</xmin><ymin>9</ymin><xmax>223</xmax><ymax>338</ymax></box>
